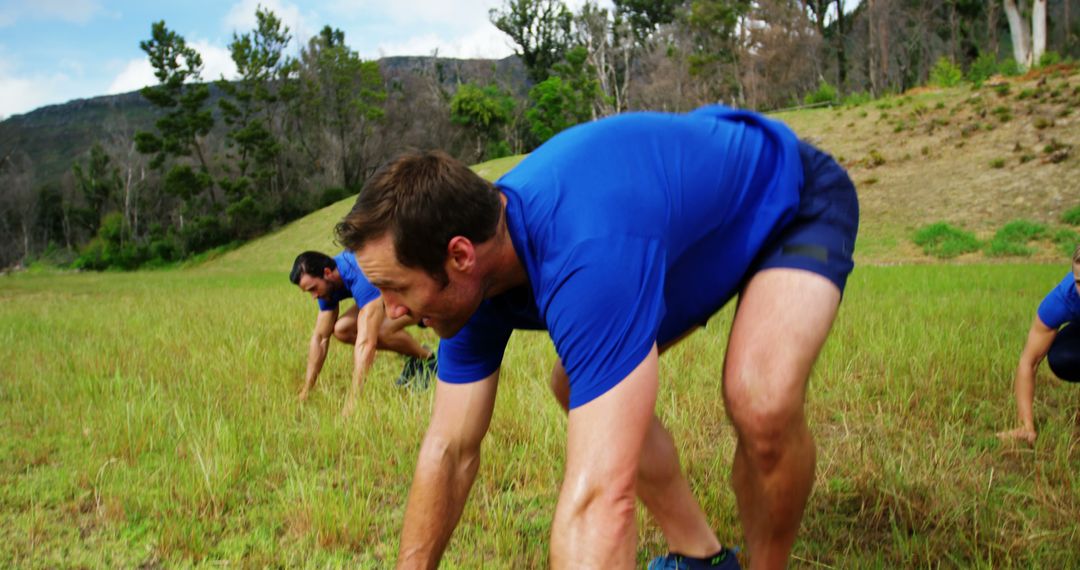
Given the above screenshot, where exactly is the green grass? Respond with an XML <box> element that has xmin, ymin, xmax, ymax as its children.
<box><xmin>2</xmin><ymin>264</ymin><xmax>1079</xmax><ymax>568</ymax></box>
<box><xmin>913</xmin><ymin>222</ymin><xmax>982</xmax><ymax>258</ymax></box>
<box><xmin>986</xmin><ymin>220</ymin><xmax>1049</xmax><ymax>257</ymax></box>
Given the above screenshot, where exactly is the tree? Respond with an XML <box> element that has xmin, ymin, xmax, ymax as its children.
<box><xmin>490</xmin><ymin>0</ymin><xmax>574</xmax><ymax>84</ymax></box>
<box><xmin>72</xmin><ymin>144</ymin><xmax>122</xmax><ymax>237</ymax></box>
<box><xmin>1003</xmin><ymin>0</ymin><xmax>1047</xmax><ymax>68</ymax></box>
<box><xmin>218</xmin><ymin>7</ymin><xmax>296</xmax><ymax>236</ymax></box>
<box><xmin>683</xmin><ymin>0</ymin><xmax>752</xmax><ymax>105</ymax></box>
<box><xmin>450</xmin><ymin>83</ymin><xmax>516</xmax><ymax>161</ymax></box>
<box><xmin>573</xmin><ymin>2</ymin><xmax>634</xmax><ymax>116</ymax></box>
<box><xmin>526</xmin><ymin>46</ymin><xmax>602</xmax><ymax>143</ymax></box>
<box><xmin>134</xmin><ymin>21</ymin><xmax>216</xmax><ymax>207</ymax></box>
<box><xmin>294</xmin><ymin>26</ymin><xmax>386</xmax><ymax>191</ymax></box>
<box><xmin>613</xmin><ymin>0</ymin><xmax>679</xmax><ymax>45</ymax></box>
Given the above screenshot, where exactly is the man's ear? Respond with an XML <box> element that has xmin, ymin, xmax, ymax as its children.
<box><xmin>323</xmin><ymin>267</ymin><xmax>333</xmax><ymax>280</ymax></box>
<box><xmin>446</xmin><ymin>236</ymin><xmax>476</xmax><ymax>272</ymax></box>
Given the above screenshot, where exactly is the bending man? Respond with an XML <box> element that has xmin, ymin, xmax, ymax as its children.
<box><xmin>336</xmin><ymin>106</ymin><xmax>858</xmax><ymax>568</ymax></box>
<box><xmin>998</xmin><ymin>244</ymin><xmax>1080</xmax><ymax>444</ymax></box>
<box><xmin>290</xmin><ymin>250</ymin><xmax>436</xmax><ymax>416</ymax></box>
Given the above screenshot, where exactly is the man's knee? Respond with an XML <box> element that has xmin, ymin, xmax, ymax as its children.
<box><xmin>333</xmin><ymin>319</ymin><xmax>354</xmax><ymax>343</ymax></box>
<box><xmin>725</xmin><ymin>380</ymin><xmax>808</xmax><ymax>471</ymax></box>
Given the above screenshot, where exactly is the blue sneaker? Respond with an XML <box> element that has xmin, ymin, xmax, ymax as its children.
<box><xmin>647</xmin><ymin>547</ymin><xmax>741</xmax><ymax>570</ymax></box>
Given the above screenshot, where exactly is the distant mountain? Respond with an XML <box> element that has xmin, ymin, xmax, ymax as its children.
<box><xmin>0</xmin><ymin>55</ymin><xmax>526</xmax><ymax>192</ymax></box>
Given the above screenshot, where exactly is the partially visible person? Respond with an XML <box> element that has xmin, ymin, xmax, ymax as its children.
<box><xmin>998</xmin><ymin>244</ymin><xmax>1080</xmax><ymax>444</ymax></box>
<box><xmin>290</xmin><ymin>250</ymin><xmax>436</xmax><ymax>416</ymax></box>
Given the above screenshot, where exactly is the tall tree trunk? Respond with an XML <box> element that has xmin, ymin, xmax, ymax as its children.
<box><xmin>868</xmin><ymin>0</ymin><xmax>878</xmax><ymax>95</ymax></box>
<box><xmin>988</xmin><ymin>1</ymin><xmax>999</xmax><ymax>57</ymax></box>
<box><xmin>1031</xmin><ymin>0</ymin><xmax>1047</xmax><ymax>65</ymax></box>
<box><xmin>836</xmin><ymin>0</ymin><xmax>846</xmax><ymax>89</ymax></box>
<box><xmin>1004</xmin><ymin>0</ymin><xmax>1032</xmax><ymax>66</ymax></box>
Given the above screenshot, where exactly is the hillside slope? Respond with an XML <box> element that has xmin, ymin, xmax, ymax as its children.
<box><xmin>207</xmin><ymin>66</ymin><xmax>1079</xmax><ymax>272</ymax></box>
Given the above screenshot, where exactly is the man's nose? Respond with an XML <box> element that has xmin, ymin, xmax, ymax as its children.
<box><xmin>382</xmin><ymin>294</ymin><xmax>410</xmax><ymax>319</ymax></box>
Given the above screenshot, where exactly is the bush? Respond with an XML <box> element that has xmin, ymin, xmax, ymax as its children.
<box><xmin>1038</xmin><ymin>51</ymin><xmax>1062</xmax><ymax>68</ymax></box>
<box><xmin>318</xmin><ymin>186</ymin><xmax>351</xmax><ymax>208</ymax></box>
<box><xmin>842</xmin><ymin>91</ymin><xmax>873</xmax><ymax>107</ymax></box>
<box><xmin>985</xmin><ymin>220</ymin><xmax>1047</xmax><ymax>257</ymax></box>
<box><xmin>913</xmin><ymin>223</ymin><xmax>981</xmax><ymax>258</ymax></box>
<box><xmin>1051</xmin><ymin>228</ymin><xmax>1079</xmax><ymax>256</ymax></box>
<box><xmin>1062</xmin><ymin>205</ymin><xmax>1080</xmax><ymax>225</ymax></box>
<box><xmin>804</xmin><ymin>81</ymin><xmax>838</xmax><ymax>106</ymax></box>
<box><xmin>967</xmin><ymin>53</ymin><xmax>999</xmax><ymax>85</ymax></box>
<box><xmin>930</xmin><ymin>57</ymin><xmax>964</xmax><ymax>88</ymax></box>
<box><xmin>998</xmin><ymin>58</ymin><xmax>1023</xmax><ymax>77</ymax></box>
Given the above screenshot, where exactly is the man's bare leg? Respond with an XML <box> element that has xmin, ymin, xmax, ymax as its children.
<box><xmin>549</xmin><ymin>360</ymin><xmax>722</xmax><ymax>558</ymax></box>
<box><xmin>722</xmin><ymin>269</ymin><xmax>839</xmax><ymax>569</ymax></box>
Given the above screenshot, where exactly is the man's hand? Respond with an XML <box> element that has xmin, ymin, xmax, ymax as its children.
<box><xmin>996</xmin><ymin>427</ymin><xmax>1036</xmax><ymax>445</ymax></box>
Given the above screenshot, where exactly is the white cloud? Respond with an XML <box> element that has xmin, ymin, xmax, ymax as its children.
<box><xmin>106</xmin><ymin>39</ymin><xmax>238</xmax><ymax>96</ymax></box>
<box><xmin>0</xmin><ymin>56</ymin><xmax>78</xmax><ymax>118</ymax></box>
<box><xmin>373</xmin><ymin>26</ymin><xmax>514</xmax><ymax>60</ymax></box>
<box><xmin>223</xmin><ymin>0</ymin><xmax>318</xmax><ymax>46</ymax></box>
<box><xmin>189</xmin><ymin>40</ymin><xmax>239</xmax><ymax>82</ymax></box>
<box><xmin>105</xmin><ymin>58</ymin><xmax>154</xmax><ymax>95</ymax></box>
<box><xmin>0</xmin><ymin>0</ymin><xmax>102</xmax><ymax>27</ymax></box>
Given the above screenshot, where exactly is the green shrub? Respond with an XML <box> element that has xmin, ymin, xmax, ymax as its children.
<box><xmin>1051</xmin><ymin>228</ymin><xmax>1079</xmax><ymax>256</ymax></box>
<box><xmin>805</xmin><ymin>81</ymin><xmax>838</xmax><ymax>106</ymax></box>
<box><xmin>930</xmin><ymin>57</ymin><xmax>964</xmax><ymax>87</ymax></box>
<box><xmin>967</xmin><ymin>53</ymin><xmax>999</xmax><ymax>85</ymax></box>
<box><xmin>842</xmin><ymin>91</ymin><xmax>873</xmax><ymax>107</ymax></box>
<box><xmin>989</xmin><ymin>158</ymin><xmax>1006</xmax><ymax>169</ymax></box>
<box><xmin>985</xmin><ymin>220</ymin><xmax>1047</xmax><ymax>257</ymax></box>
<box><xmin>913</xmin><ymin>223</ymin><xmax>981</xmax><ymax>258</ymax></box>
<box><xmin>318</xmin><ymin>186</ymin><xmax>351</xmax><ymax>208</ymax></box>
<box><xmin>998</xmin><ymin>58</ymin><xmax>1023</xmax><ymax>77</ymax></box>
<box><xmin>1038</xmin><ymin>51</ymin><xmax>1062</xmax><ymax>68</ymax></box>
<box><xmin>1062</xmin><ymin>205</ymin><xmax>1080</xmax><ymax>225</ymax></box>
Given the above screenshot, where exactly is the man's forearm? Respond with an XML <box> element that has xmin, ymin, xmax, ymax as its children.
<box><xmin>1013</xmin><ymin>363</ymin><xmax>1036</xmax><ymax>430</ymax></box>
<box><xmin>397</xmin><ymin>439</ymin><xmax>482</xmax><ymax>569</ymax></box>
<box><xmin>304</xmin><ymin>336</ymin><xmax>330</xmax><ymax>390</ymax></box>
<box><xmin>350</xmin><ymin>341</ymin><xmax>378</xmax><ymax>395</ymax></box>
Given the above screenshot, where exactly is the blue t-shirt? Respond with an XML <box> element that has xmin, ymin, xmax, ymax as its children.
<box><xmin>1036</xmin><ymin>272</ymin><xmax>1080</xmax><ymax>329</ymax></box>
<box><xmin>438</xmin><ymin>106</ymin><xmax>804</xmax><ymax>408</ymax></box>
<box><xmin>317</xmin><ymin>250</ymin><xmax>381</xmax><ymax>312</ymax></box>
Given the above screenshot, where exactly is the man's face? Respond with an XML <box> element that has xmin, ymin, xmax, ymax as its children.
<box><xmin>354</xmin><ymin>234</ymin><xmax>481</xmax><ymax>338</ymax></box>
<box><xmin>297</xmin><ymin>268</ymin><xmax>336</xmax><ymax>301</ymax></box>
<box><xmin>1073</xmin><ymin>265</ymin><xmax>1080</xmax><ymax>296</ymax></box>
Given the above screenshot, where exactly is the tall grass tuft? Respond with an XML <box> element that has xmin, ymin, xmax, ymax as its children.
<box><xmin>912</xmin><ymin>222</ymin><xmax>981</xmax><ymax>258</ymax></box>
<box><xmin>986</xmin><ymin>220</ymin><xmax>1048</xmax><ymax>257</ymax></box>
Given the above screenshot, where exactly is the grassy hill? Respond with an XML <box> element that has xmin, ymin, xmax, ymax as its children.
<box><xmin>206</xmin><ymin>65</ymin><xmax>1079</xmax><ymax>274</ymax></box>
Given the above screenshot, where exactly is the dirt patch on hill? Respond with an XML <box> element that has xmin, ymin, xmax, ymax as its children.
<box><xmin>777</xmin><ymin>67</ymin><xmax>1079</xmax><ymax>265</ymax></box>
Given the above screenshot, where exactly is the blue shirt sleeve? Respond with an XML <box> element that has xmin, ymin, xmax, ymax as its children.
<box><xmin>437</xmin><ymin>302</ymin><xmax>515</xmax><ymax>383</ymax></box>
<box><xmin>544</xmin><ymin>237</ymin><xmax>666</xmax><ymax>409</ymax></box>
<box><xmin>1037</xmin><ymin>273</ymin><xmax>1080</xmax><ymax>329</ymax></box>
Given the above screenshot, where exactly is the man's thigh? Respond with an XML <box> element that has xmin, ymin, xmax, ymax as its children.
<box><xmin>722</xmin><ymin>269</ymin><xmax>840</xmax><ymax>420</ymax></box>
<box><xmin>333</xmin><ymin>304</ymin><xmax>360</xmax><ymax>343</ymax></box>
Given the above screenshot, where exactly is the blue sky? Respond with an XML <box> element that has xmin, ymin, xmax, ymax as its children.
<box><xmin>0</xmin><ymin>0</ymin><xmax>608</xmax><ymax>119</ymax></box>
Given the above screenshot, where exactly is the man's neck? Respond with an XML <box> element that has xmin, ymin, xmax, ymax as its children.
<box><xmin>480</xmin><ymin>193</ymin><xmax>528</xmax><ymax>298</ymax></box>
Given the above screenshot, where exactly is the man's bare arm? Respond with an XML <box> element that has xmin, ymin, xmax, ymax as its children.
<box><xmin>342</xmin><ymin>298</ymin><xmax>385</xmax><ymax>416</ymax></box>
<box><xmin>300</xmin><ymin>308</ymin><xmax>338</xmax><ymax>400</ymax></box>
<box><xmin>998</xmin><ymin>316</ymin><xmax>1057</xmax><ymax>444</ymax></box>
<box><xmin>397</xmin><ymin>372</ymin><xmax>499</xmax><ymax>569</ymax></box>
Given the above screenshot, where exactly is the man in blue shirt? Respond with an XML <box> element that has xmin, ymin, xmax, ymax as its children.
<box><xmin>290</xmin><ymin>250</ymin><xmax>436</xmax><ymax>417</ymax></box>
<box><xmin>998</xmin><ymin>244</ymin><xmax>1080</xmax><ymax>444</ymax></box>
<box><xmin>336</xmin><ymin>106</ymin><xmax>858</xmax><ymax>568</ymax></box>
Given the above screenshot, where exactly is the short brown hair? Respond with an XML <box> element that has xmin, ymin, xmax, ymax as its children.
<box><xmin>335</xmin><ymin>150</ymin><xmax>502</xmax><ymax>282</ymax></box>
<box><xmin>1073</xmin><ymin>243</ymin><xmax>1080</xmax><ymax>265</ymax></box>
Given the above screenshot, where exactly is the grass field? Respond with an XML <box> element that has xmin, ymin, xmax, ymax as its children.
<box><xmin>3</xmin><ymin>70</ymin><xmax>1080</xmax><ymax>568</ymax></box>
